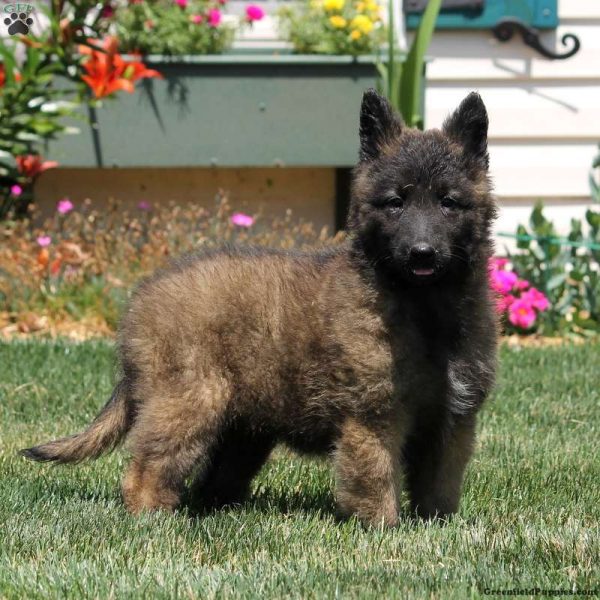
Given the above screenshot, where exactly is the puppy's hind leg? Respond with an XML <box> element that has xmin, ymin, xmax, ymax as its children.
<box><xmin>122</xmin><ymin>377</ymin><xmax>230</xmax><ymax>515</ymax></box>
<box><xmin>189</xmin><ymin>420</ymin><xmax>275</xmax><ymax>511</ymax></box>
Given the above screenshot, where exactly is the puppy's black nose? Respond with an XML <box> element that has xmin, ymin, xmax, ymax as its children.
<box><xmin>410</xmin><ymin>244</ymin><xmax>435</xmax><ymax>260</ymax></box>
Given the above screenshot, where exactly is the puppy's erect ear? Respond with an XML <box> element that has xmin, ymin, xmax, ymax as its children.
<box><xmin>359</xmin><ymin>88</ymin><xmax>403</xmax><ymax>162</ymax></box>
<box><xmin>443</xmin><ymin>92</ymin><xmax>489</xmax><ymax>168</ymax></box>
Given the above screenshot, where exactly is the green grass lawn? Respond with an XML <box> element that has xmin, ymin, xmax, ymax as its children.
<box><xmin>1</xmin><ymin>340</ymin><xmax>598</xmax><ymax>599</ymax></box>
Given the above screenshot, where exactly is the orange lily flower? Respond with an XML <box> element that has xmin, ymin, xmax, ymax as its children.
<box><xmin>79</xmin><ymin>37</ymin><xmax>162</xmax><ymax>99</ymax></box>
<box><xmin>16</xmin><ymin>155</ymin><xmax>59</xmax><ymax>178</ymax></box>
<box><xmin>0</xmin><ymin>64</ymin><xmax>22</xmax><ymax>88</ymax></box>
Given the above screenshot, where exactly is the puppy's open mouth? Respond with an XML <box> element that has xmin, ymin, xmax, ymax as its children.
<box><xmin>412</xmin><ymin>267</ymin><xmax>435</xmax><ymax>277</ymax></box>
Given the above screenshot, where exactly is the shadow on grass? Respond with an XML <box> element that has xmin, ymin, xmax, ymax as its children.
<box><xmin>18</xmin><ymin>469</ymin><xmax>457</xmax><ymax>528</ymax></box>
<box><xmin>182</xmin><ymin>485</ymin><xmax>337</xmax><ymax>521</ymax></box>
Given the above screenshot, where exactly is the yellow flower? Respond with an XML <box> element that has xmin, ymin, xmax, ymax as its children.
<box><xmin>355</xmin><ymin>1</ymin><xmax>365</xmax><ymax>11</ymax></box>
<box><xmin>350</xmin><ymin>14</ymin><xmax>373</xmax><ymax>34</ymax></box>
<box><xmin>323</xmin><ymin>0</ymin><xmax>345</xmax><ymax>11</ymax></box>
<box><xmin>350</xmin><ymin>29</ymin><xmax>362</xmax><ymax>40</ymax></box>
<box><xmin>366</xmin><ymin>0</ymin><xmax>380</xmax><ymax>19</ymax></box>
<box><xmin>329</xmin><ymin>15</ymin><xmax>348</xmax><ymax>28</ymax></box>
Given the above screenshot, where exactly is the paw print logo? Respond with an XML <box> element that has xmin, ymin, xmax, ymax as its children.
<box><xmin>4</xmin><ymin>12</ymin><xmax>34</xmax><ymax>36</ymax></box>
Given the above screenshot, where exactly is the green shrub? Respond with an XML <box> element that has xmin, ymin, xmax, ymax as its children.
<box><xmin>506</xmin><ymin>203</ymin><xmax>600</xmax><ymax>337</ymax></box>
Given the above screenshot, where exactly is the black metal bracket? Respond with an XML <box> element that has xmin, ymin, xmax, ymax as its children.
<box><xmin>492</xmin><ymin>18</ymin><xmax>580</xmax><ymax>60</ymax></box>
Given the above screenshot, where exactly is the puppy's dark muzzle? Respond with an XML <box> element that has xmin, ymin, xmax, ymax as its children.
<box><xmin>409</xmin><ymin>244</ymin><xmax>437</xmax><ymax>277</ymax></box>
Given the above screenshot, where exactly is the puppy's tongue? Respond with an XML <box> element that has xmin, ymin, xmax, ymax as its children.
<box><xmin>413</xmin><ymin>268</ymin><xmax>434</xmax><ymax>276</ymax></box>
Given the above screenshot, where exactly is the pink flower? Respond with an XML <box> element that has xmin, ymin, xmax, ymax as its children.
<box><xmin>10</xmin><ymin>184</ymin><xmax>23</xmax><ymax>196</ymax></box>
<box><xmin>101</xmin><ymin>3</ymin><xmax>115</xmax><ymax>18</ymax></box>
<box><xmin>495</xmin><ymin>293</ymin><xmax>515</xmax><ymax>314</ymax></box>
<box><xmin>174</xmin><ymin>0</ymin><xmax>188</xmax><ymax>7</ymax></box>
<box><xmin>489</xmin><ymin>257</ymin><xmax>508</xmax><ymax>271</ymax></box>
<box><xmin>57</xmin><ymin>198</ymin><xmax>74</xmax><ymax>214</ymax></box>
<box><xmin>37</xmin><ymin>235</ymin><xmax>52</xmax><ymax>247</ymax></box>
<box><xmin>208</xmin><ymin>8</ymin><xmax>222</xmax><ymax>26</ymax></box>
<box><xmin>246</xmin><ymin>5</ymin><xmax>265</xmax><ymax>21</ymax></box>
<box><xmin>508</xmin><ymin>298</ymin><xmax>537</xmax><ymax>329</ymax></box>
<box><xmin>137</xmin><ymin>200</ymin><xmax>151</xmax><ymax>211</ymax></box>
<box><xmin>190</xmin><ymin>14</ymin><xmax>203</xmax><ymax>23</ymax></box>
<box><xmin>515</xmin><ymin>279</ymin><xmax>530</xmax><ymax>290</ymax></box>
<box><xmin>230</xmin><ymin>212</ymin><xmax>254</xmax><ymax>227</ymax></box>
<box><xmin>521</xmin><ymin>287</ymin><xmax>549</xmax><ymax>312</ymax></box>
<box><xmin>490</xmin><ymin>269</ymin><xmax>518</xmax><ymax>294</ymax></box>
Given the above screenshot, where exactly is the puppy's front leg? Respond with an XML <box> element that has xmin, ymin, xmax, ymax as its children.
<box><xmin>333</xmin><ymin>417</ymin><xmax>404</xmax><ymax>527</ymax></box>
<box><xmin>405</xmin><ymin>415</ymin><xmax>477</xmax><ymax>520</ymax></box>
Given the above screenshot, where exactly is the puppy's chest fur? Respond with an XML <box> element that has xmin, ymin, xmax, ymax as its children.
<box><xmin>278</xmin><ymin>272</ymin><xmax>486</xmax><ymax>451</ymax></box>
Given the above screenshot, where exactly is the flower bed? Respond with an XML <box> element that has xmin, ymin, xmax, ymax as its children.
<box><xmin>279</xmin><ymin>0</ymin><xmax>385</xmax><ymax>55</ymax></box>
<box><xmin>0</xmin><ymin>194</ymin><xmax>342</xmax><ymax>338</ymax></box>
<box><xmin>114</xmin><ymin>0</ymin><xmax>265</xmax><ymax>55</ymax></box>
<box><xmin>2</xmin><ymin>193</ymin><xmax>597</xmax><ymax>342</ymax></box>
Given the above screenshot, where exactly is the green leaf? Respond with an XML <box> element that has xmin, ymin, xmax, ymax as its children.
<box><xmin>516</xmin><ymin>225</ymin><xmax>530</xmax><ymax>249</ymax></box>
<box><xmin>0</xmin><ymin>44</ymin><xmax>17</xmax><ymax>86</ymax></box>
<box><xmin>546</xmin><ymin>273</ymin><xmax>567</xmax><ymax>291</ymax></box>
<box><xmin>530</xmin><ymin>202</ymin><xmax>548</xmax><ymax>232</ymax></box>
<box><xmin>592</xmin><ymin>143</ymin><xmax>600</xmax><ymax>168</ymax></box>
<box><xmin>586</xmin><ymin>209</ymin><xmax>600</xmax><ymax>230</ymax></box>
<box><xmin>399</xmin><ymin>0</ymin><xmax>442</xmax><ymax>128</ymax></box>
<box><xmin>589</xmin><ymin>171</ymin><xmax>600</xmax><ymax>203</ymax></box>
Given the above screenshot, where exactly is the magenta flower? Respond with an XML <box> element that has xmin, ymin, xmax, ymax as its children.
<box><xmin>10</xmin><ymin>184</ymin><xmax>23</xmax><ymax>196</ymax></box>
<box><xmin>208</xmin><ymin>8</ymin><xmax>222</xmax><ymax>26</ymax></box>
<box><xmin>521</xmin><ymin>287</ymin><xmax>549</xmax><ymax>312</ymax></box>
<box><xmin>495</xmin><ymin>293</ymin><xmax>515</xmax><ymax>314</ymax></box>
<box><xmin>230</xmin><ymin>212</ymin><xmax>254</xmax><ymax>228</ymax></box>
<box><xmin>137</xmin><ymin>200</ymin><xmax>151</xmax><ymax>211</ymax></box>
<box><xmin>101</xmin><ymin>3</ymin><xmax>114</xmax><ymax>18</ymax></box>
<box><xmin>190</xmin><ymin>14</ymin><xmax>203</xmax><ymax>23</ymax></box>
<box><xmin>37</xmin><ymin>235</ymin><xmax>52</xmax><ymax>247</ymax></box>
<box><xmin>174</xmin><ymin>0</ymin><xmax>188</xmax><ymax>7</ymax></box>
<box><xmin>57</xmin><ymin>198</ymin><xmax>74</xmax><ymax>214</ymax></box>
<box><xmin>489</xmin><ymin>257</ymin><xmax>508</xmax><ymax>271</ymax></box>
<box><xmin>508</xmin><ymin>298</ymin><xmax>537</xmax><ymax>329</ymax></box>
<box><xmin>246</xmin><ymin>5</ymin><xmax>265</xmax><ymax>21</ymax></box>
<box><xmin>490</xmin><ymin>269</ymin><xmax>518</xmax><ymax>294</ymax></box>
<box><xmin>515</xmin><ymin>279</ymin><xmax>530</xmax><ymax>290</ymax></box>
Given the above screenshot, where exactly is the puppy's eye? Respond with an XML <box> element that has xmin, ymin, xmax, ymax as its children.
<box><xmin>383</xmin><ymin>195</ymin><xmax>404</xmax><ymax>211</ymax></box>
<box><xmin>441</xmin><ymin>197</ymin><xmax>458</xmax><ymax>210</ymax></box>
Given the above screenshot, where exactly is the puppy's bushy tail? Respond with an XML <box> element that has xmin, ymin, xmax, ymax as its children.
<box><xmin>20</xmin><ymin>380</ymin><xmax>131</xmax><ymax>464</ymax></box>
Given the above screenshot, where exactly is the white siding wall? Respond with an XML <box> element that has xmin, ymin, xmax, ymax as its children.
<box><xmin>420</xmin><ymin>0</ymin><xmax>600</xmax><ymax>247</ymax></box>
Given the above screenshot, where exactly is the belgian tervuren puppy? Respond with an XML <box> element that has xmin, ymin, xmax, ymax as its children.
<box><xmin>21</xmin><ymin>90</ymin><xmax>498</xmax><ymax>526</ymax></box>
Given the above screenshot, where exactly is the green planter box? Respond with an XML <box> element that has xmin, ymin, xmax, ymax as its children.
<box><xmin>47</xmin><ymin>53</ymin><xmax>381</xmax><ymax>168</ymax></box>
